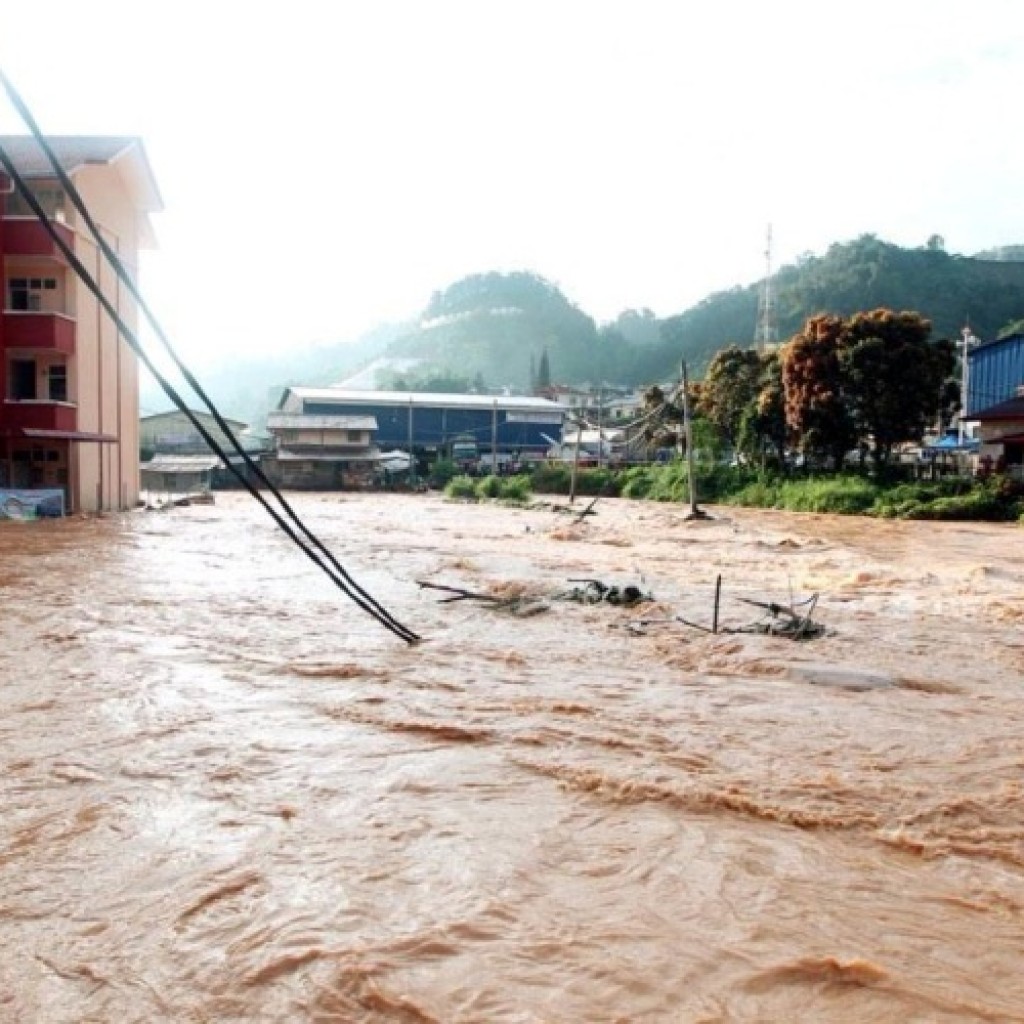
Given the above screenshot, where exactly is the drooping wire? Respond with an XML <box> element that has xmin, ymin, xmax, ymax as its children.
<box><xmin>0</xmin><ymin>79</ymin><xmax>419</xmax><ymax>644</ymax></box>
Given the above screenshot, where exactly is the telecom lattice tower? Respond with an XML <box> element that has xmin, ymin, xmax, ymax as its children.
<box><xmin>754</xmin><ymin>224</ymin><xmax>778</xmax><ymax>351</ymax></box>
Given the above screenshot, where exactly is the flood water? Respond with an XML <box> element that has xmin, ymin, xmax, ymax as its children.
<box><xmin>1</xmin><ymin>492</ymin><xmax>1023</xmax><ymax>1023</ymax></box>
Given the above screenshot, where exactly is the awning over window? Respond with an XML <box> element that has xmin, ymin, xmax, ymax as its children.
<box><xmin>8</xmin><ymin>428</ymin><xmax>119</xmax><ymax>443</ymax></box>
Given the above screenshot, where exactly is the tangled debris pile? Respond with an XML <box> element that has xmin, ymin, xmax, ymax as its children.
<box><xmin>729</xmin><ymin>595</ymin><xmax>829</xmax><ymax>640</ymax></box>
<box><xmin>419</xmin><ymin>575</ymin><xmax>829</xmax><ymax>641</ymax></box>
<box><xmin>417</xmin><ymin>577</ymin><xmax>651</xmax><ymax>616</ymax></box>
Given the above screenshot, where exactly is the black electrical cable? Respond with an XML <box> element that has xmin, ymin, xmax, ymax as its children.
<box><xmin>0</xmin><ymin>119</ymin><xmax>419</xmax><ymax>643</ymax></box>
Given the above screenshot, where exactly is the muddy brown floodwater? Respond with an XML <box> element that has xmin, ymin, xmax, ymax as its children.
<box><xmin>1</xmin><ymin>493</ymin><xmax>1023</xmax><ymax>1023</ymax></box>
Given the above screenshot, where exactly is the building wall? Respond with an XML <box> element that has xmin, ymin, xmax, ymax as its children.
<box><xmin>140</xmin><ymin>410</ymin><xmax>248</xmax><ymax>453</ymax></box>
<box><xmin>278</xmin><ymin>427</ymin><xmax>372</xmax><ymax>447</ymax></box>
<box><xmin>969</xmin><ymin>334</ymin><xmax>1024</xmax><ymax>416</ymax></box>
<box><xmin>0</xmin><ymin>184</ymin><xmax>6</xmax><ymax>403</ymax></box>
<box><xmin>70</xmin><ymin>163</ymin><xmax>145</xmax><ymax>512</ymax></box>
<box><xmin>302</xmin><ymin>398</ymin><xmax>560</xmax><ymax>453</ymax></box>
<box><xmin>263</xmin><ymin>458</ymin><xmax>345</xmax><ymax>490</ymax></box>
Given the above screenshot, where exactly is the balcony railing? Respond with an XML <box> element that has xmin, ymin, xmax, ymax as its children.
<box><xmin>2</xmin><ymin>311</ymin><xmax>76</xmax><ymax>353</ymax></box>
<box><xmin>1</xmin><ymin>218</ymin><xmax>74</xmax><ymax>261</ymax></box>
<box><xmin>2</xmin><ymin>400</ymin><xmax>77</xmax><ymax>432</ymax></box>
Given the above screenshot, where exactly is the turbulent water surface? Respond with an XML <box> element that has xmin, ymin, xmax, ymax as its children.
<box><xmin>1</xmin><ymin>492</ymin><xmax>1023</xmax><ymax>1023</ymax></box>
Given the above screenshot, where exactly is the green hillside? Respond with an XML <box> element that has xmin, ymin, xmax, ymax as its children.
<box><xmin>384</xmin><ymin>236</ymin><xmax>1024</xmax><ymax>389</ymax></box>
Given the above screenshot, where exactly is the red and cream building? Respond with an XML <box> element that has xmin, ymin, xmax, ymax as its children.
<box><xmin>0</xmin><ymin>136</ymin><xmax>161</xmax><ymax>512</ymax></box>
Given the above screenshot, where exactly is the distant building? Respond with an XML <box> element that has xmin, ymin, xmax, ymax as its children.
<box><xmin>264</xmin><ymin>408</ymin><xmax>379</xmax><ymax>488</ymax></box>
<box><xmin>968</xmin><ymin>333</ymin><xmax>1024</xmax><ymax>478</ymax></box>
<box><xmin>264</xmin><ymin>386</ymin><xmax>565</xmax><ymax>487</ymax></box>
<box><xmin>967</xmin><ymin>332</ymin><xmax>1024</xmax><ymax>417</ymax></box>
<box><xmin>140</xmin><ymin>454</ymin><xmax>220</xmax><ymax>497</ymax></box>
<box><xmin>0</xmin><ymin>135</ymin><xmax>162</xmax><ymax>512</ymax></box>
<box><xmin>278</xmin><ymin>387</ymin><xmax>563</xmax><ymax>455</ymax></box>
<box><xmin>140</xmin><ymin>409</ymin><xmax>265</xmax><ymax>455</ymax></box>
<box><xmin>973</xmin><ymin>390</ymin><xmax>1024</xmax><ymax>480</ymax></box>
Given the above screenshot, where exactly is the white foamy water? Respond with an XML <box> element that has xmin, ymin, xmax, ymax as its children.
<box><xmin>1</xmin><ymin>493</ymin><xmax>1022</xmax><ymax>1022</ymax></box>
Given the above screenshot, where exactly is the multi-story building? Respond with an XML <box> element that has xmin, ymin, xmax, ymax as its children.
<box><xmin>0</xmin><ymin>136</ymin><xmax>161</xmax><ymax>513</ymax></box>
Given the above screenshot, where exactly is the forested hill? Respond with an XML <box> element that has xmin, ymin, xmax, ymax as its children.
<box><xmin>379</xmin><ymin>237</ymin><xmax>1024</xmax><ymax>391</ymax></box>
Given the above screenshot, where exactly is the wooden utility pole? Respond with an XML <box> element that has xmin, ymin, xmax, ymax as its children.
<box><xmin>569</xmin><ymin>415</ymin><xmax>581</xmax><ymax>504</ymax></box>
<box><xmin>407</xmin><ymin>396</ymin><xmax>414</xmax><ymax>482</ymax></box>
<box><xmin>491</xmin><ymin>398</ymin><xmax>498</xmax><ymax>475</ymax></box>
<box><xmin>681</xmin><ymin>358</ymin><xmax>707</xmax><ymax>520</ymax></box>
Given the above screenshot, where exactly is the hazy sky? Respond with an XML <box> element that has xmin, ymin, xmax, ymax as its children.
<box><xmin>2</xmin><ymin>0</ymin><xmax>1021</xmax><ymax>366</ymax></box>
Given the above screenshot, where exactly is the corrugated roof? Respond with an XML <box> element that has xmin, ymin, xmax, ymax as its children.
<box><xmin>266</xmin><ymin>413</ymin><xmax>378</xmax><ymax>430</ymax></box>
<box><xmin>281</xmin><ymin>387</ymin><xmax>564</xmax><ymax>415</ymax></box>
<box><xmin>141</xmin><ymin>409</ymin><xmax>248</xmax><ymax>430</ymax></box>
<box><xmin>273</xmin><ymin>450</ymin><xmax>382</xmax><ymax>463</ymax></box>
<box><xmin>141</xmin><ymin>455</ymin><xmax>221</xmax><ymax>473</ymax></box>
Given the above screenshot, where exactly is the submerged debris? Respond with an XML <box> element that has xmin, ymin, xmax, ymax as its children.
<box><xmin>560</xmin><ymin>578</ymin><xmax>650</xmax><ymax>607</ymax></box>
<box><xmin>418</xmin><ymin>576</ymin><xmax>650</xmax><ymax>616</ymax></box>
<box><xmin>420</xmin><ymin>573</ymin><xmax>827</xmax><ymax>640</ymax></box>
<box><xmin>729</xmin><ymin>595</ymin><xmax>829</xmax><ymax>640</ymax></box>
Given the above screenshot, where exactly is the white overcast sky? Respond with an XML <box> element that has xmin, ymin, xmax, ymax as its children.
<box><xmin>1</xmin><ymin>0</ymin><xmax>1022</xmax><ymax>366</ymax></box>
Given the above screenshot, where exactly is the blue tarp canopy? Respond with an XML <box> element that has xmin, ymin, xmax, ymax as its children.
<box><xmin>924</xmin><ymin>432</ymin><xmax>980</xmax><ymax>453</ymax></box>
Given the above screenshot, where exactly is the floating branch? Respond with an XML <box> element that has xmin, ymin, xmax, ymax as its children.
<box><xmin>417</xmin><ymin>580</ymin><xmax>550</xmax><ymax>616</ymax></box>
<box><xmin>417</xmin><ymin>581</ymin><xmax>503</xmax><ymax>604</ymax></box>
<box><xmin>573</xmin><ymin>497</ymin><xmax>600</xmax><ymax>524</ymax></box>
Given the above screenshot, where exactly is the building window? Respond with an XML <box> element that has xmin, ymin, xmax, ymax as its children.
<box><xmin>5</xmin><ymin>185</ymin><xmax>66</xmax><ymax>220</ymax></box>
<box><xmin>7</xmin><ymin>277</ymin><xmax>57</xmax><ymax>312</ymax></box>
<box><xmin>9</xmin><ymin>359</ymin><xmax>36</xmax><ymax>400</ymax></box>
<box><xmin>47</xmin><ymin>364</ymin><xmax>68</xmax><ymax>403</ymax></box>
<box><xmin>347</xmin><ymin>430</ymin><xmax>363</xmax><ymax>442</ymax></box>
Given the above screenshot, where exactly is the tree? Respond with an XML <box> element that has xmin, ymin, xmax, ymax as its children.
<box><xmin>840</xmin><ymin>309</ymin><xmax>954</xmax><ymax>467</ymax></box>
<box><xmin>782</xmin><ymin>309</ymin><xmax>955</xmax><ymax>471</ymax></box>
<box><xmin>739</xmin><ymin>350</ymin><xmax>788</xmax><ymax>467</ymax></box>
<box><xmin>699</xmin><ymin>346</ymin><xmax>762</xmax><ymax>449</ymax></box>
<box><xmin>536</xmin><ymin>349</ymin><xmax>552</xmax><ymax>390</ymax></box>
<box><xmin>781</xmin><ymin>314</ymin><xmax>858</xmax><ymax>469</ymax></box>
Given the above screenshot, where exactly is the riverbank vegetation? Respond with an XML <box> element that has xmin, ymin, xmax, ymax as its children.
<box><xmin>444</xmin><ymin>464</ymin><xmax>1024</xmax><ymax>522</ymax></box>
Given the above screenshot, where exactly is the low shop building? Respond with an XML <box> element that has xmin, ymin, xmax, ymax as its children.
<box><xmin>263</xmin><ymin>410</ymin><xmax>379</xmax><ymax>488</ymax></box>
<box><xmin>973</xmin><ymin>390</ymin><xmax>1024</xmax><ymax>480</ymax></box>
<box><xmin>140</xmin><ymin>454</ymin><xmax>220</xmax><ymax>497</ymax></box>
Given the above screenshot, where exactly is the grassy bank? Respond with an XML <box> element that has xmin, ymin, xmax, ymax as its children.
<box><xmin>446</xmin><ymin>463</ymin><xmax>1024</xmax><ymax>522</ymax></box>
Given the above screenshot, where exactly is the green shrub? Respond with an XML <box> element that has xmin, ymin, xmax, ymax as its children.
<box><xmin>529</xmin><ymin>463</ymin><xmax>622</xmax><ymax>496</ymax></box>
<box><xmin>619</xmin><ymin>464</ymin><xmax>659</xmax><ymax>499</ymax></box>
<box><xmin>429</xmin><ymin>458</ymin><xmax>459</xmax><ymax>487</ymax></box>
<box><xmin>444</xmin><ymin>475</ymin><xmax>478</xmax><ymax>500</ymax></box>
<box><xmin>475</xmin><ymin>475</ymin><xmax>503</xmax><ymax>499</ymax></box>
<box><xmin>730</xmin><ymin>478</ymin><xmax>783</xmax><ymax>508</ymax></box>
<box><xmin>529</xmin><ymin>463</ymin><xmax>573</xmax><ymax>494</ymax></box>
<box><xmin>773</xmin><ymin>476</ymin><xmax>879</xmax><ymax>515</ymax></box>
<box><xmin>497</xmin><ymin>475</ymin><xmax>532</xmax><ymax>503</ymax></box>
<box><xmin>903</xmin><ymin>490</ymin><xmax>1017</xmax><ymax>521</ymax></box>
